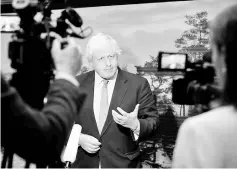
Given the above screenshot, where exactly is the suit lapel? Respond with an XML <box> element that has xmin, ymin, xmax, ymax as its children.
<box><xmin>101</xmin><ymin>69</ymin><xmax>128</xmax><ymax>137</ymax></box>
<box><xmin>80</xmin><ymin>71</ymin><xmax>100</xmax><ymax>136</ymax></box>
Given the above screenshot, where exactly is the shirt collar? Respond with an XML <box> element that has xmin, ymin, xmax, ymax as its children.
<box><xmin>94</xmin><ymin>69</ymin><xmax>118</xmax><ymax>86</ymax></box>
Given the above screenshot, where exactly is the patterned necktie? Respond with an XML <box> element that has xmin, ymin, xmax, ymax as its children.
<box><xmin>98</xmin><ymin>80</ymin><xmax>109</xmax><ymax>134</ymax></box>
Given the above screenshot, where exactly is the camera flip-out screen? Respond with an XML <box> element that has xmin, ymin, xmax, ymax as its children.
<box><xmin>0</xmin><ymin>15</ymin><xmax>20</xmax><ymax>33</ymax></box>
<box><xmin>158</xmin><ymin>51</ymin><xmax>188</xmax><ymax>72</ymax></box>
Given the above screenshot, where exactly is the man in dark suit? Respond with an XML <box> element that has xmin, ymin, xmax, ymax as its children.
<box><xmin>72</xmin><ymin>33</ymin><xmax>159</xmax><ymax>168</ymax></box>
<box><xmin>1</xmin><ymin>37</ymin><xmax>85</xmax><ymax>167</ymax></box>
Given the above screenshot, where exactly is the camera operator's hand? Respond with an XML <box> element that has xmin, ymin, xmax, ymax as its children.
<box><xmin>51</xmin><ymin>37</ymin><xmax>83</xmax><ymax>76</ymax></box>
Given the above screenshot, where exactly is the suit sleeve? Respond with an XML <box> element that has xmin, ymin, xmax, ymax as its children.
<box><xmin>137</xmin><ymin>79</ymin><xmax>159</xmax><ymax>141</ymax></box>
<box><xmin>1</xmin><ymin>77</ymin><xmax>86</xmax><ymax>165</ymax></box>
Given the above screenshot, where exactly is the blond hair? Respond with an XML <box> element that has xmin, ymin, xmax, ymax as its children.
<box><xmin>85</xmin><ymin>32</ymin><xmax>122</xmax><ymax>62</ymax></box>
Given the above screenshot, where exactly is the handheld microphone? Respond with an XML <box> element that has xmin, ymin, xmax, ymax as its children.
<box><xmin>61</xmin><ymin>124</ymin><xmax>82</xmax><ymax>168</ymax></box>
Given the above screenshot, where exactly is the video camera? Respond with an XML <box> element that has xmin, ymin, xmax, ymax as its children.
<box><xmin>7</xmin><ymin>0</ymin><xmax>92</xmax><ymax>109</ymax></box>
<box><xmin>158</xmin><ymin>51</ymin><xmax>221</xmax><ymax>105</ymax></box>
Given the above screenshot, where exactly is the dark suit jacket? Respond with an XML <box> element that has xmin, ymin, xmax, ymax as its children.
<box><xmin>72</xmin><ymin>69</ymin><xmax>159</xmax><ymax>168</ymax></box>
<box><xmin>1</xmin><ymin>75</ymin><xmax>86</xmax><ymax>166</ymax></box>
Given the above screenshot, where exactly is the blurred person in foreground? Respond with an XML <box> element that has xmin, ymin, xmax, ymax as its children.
<box><xmin>71</xmin><ymin>32</ymin><xmax>159</xmax><ymax>168</ymax></box>
<box><xmin>1</xmin><ymin>37</ymin><xmax>85</xmax><ymax>168</ymax></box>
<box><xmin>172</xmin><ymin>4</ymin><xmax>237</xmax><ymax>168</ymax></box>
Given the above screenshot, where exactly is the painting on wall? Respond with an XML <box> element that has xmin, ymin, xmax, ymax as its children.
<box><xmin>1</xmin><ymin>0</ymin><xmax>237</xmax><ymax>168</ymax></box>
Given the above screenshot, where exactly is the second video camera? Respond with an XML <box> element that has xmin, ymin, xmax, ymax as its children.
<box><xmin>158</xmin><ymin>51</ymin><xmax>220</xmax><ymax>105</ymax></box>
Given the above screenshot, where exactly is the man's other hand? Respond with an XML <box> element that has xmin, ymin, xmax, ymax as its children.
<box><xmin>112</xmin><ymin>104</ymin><xmax>140</xmax><ymax>130</ymax></box>
<box><xmin>79</xmin><ymin>134</ymin><xmax>101</xmax><ymax>154</ymax></box>
<box><xmin>51</xmin><ymin>37</ymin><xmax>83</xmax><ymax>76</ymax></box>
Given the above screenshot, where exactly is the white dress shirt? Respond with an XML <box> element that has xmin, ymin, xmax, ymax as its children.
<box><xmin>93</xmin><ymin>71</ymin><xmax>116</xmax><ymax>126</ymax></box>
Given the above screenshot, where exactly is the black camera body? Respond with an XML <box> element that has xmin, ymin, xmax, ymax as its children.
<box><xmin>158</xmin><ymin>51</ymin><xmax>220</xmax><ymax>105</ymax></box>
<box><xmin>8</xmin><ymin>0</ymin><xmax>92</xmax><ymax>109</ymax></box>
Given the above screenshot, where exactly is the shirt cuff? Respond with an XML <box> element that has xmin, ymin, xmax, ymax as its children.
<box><xmin>132</xmin><ymin>121</ymin><xmax>140</xmax><ymax>141</ymax></box>
<box><xmin>55</xmin><ymin>72</ymin><xmax>79</xmax><ymax>87</ymax></box>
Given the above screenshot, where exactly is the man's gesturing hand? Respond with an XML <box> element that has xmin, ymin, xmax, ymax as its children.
<box><xmin>79</xmin><ymin>134</ymin><xmax>101</xmax><ymax>154</ymax></box>
<box><xmin>112</xmin><ymin>104</ymin><xmax>140</xmax><ymax>130</ymax></box>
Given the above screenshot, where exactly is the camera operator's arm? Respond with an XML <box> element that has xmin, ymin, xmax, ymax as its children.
<box><xmin>1</xmin><ymin>38</ymin><xmax>85</xmax><ymax>165</ymax></box>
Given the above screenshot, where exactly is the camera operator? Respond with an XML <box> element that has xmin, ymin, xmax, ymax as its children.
<box><xmin>172</xmin><ymin>3</ymin><xmax>237</xmax><ymax>168</ymax></box>
<box><xmin>1</xmin><ymin>36</ymin><xmax>85</xmax><ymax>168</ymax></box>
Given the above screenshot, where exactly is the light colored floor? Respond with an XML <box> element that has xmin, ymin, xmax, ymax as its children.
<box><xmin>1</xmin><ymin>148</ymin><xmax>171</xmax><ymax>168</ymax></box>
